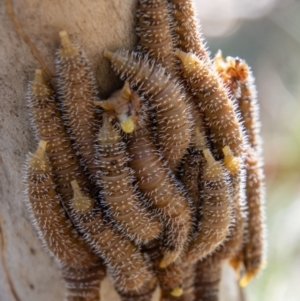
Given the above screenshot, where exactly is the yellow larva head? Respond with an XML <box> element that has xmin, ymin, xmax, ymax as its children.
<box><xmin>222</xmin><ymin>146</ymin><xmax>240</xmax><ymax>175</ymax></box>
<box><xmin>239</xmin><ymin>271</ymin><xmax>256</xmax><ymax>287</ymax></box>
<box><xmin>170</xmin><ymin>286</ymin><xmax>183</xmax><ymax>297</ymax></box>
<box><xmin>71</xmin><ymin>180</ymin><xmax>94</xmax><ymax>213</ymax></box>
<box><xmin>94</xmin><ymin>82</ymin><xmax>138</xmax><ymax>133</ymax></box>
<box><xmin>59</xmin><ymin>31</ymin><xmax>79</xmax><ymax>58</ymax></box>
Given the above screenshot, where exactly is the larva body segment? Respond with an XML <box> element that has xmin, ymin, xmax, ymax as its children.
<box><xmin>104</xmin><ymin>50</ymin><xmax>191</xmax><ymax>170</ymax></box>
<box><xmin>96</xmin><ymin>113</ymin><xmax>162</xmax><ymax>243</ymax></box>
<box><xmin>176</xmin><ymin>263</ymin><xmax>196</xmax><ymax>301</ymax></box>
<box><xmin>176</xmin><ymin>50</ymin><xmax>245</xmax><ymax>160</ymax></box>
<box><xmin>215</xmin><ymin>55</ymin><xmax>265</xmax><ymax>284</ymax></box>
<box><xmin>70</xmin><ymin>181</ymin><xmax>155</xmax><ymax>294</ymax></box>
<box><xmin>194</xmin><ymin>256</ymin><xmax>222</xmax><ymax>301</ymax></box>
<box><xmin>25</xmin><ymin>142</ymin><xmax>105</xmax><ymax>301</ymax></box>
<box><xmin>239</xmin><ymin>147</ymin><xmax>265</xmax><ymax>286</ymax></box>
<box><xmin>97</xmin><ymin>84</ymin><xmax>191</xmax><ymax>266</ymax></box>
<box><xmin>55</xmin><ymin>31</ymin><xmax>99</xmax><ymax>179</ymax></box>
<box><xmin>27</xmin><ymin>70</ymin><xmax>91</xmax><ymax>208</ymax></box>
<box><xmin>168</xmin><ymin>0</ymin><xmax>211</xmax><ymax>64</ymax></box>
<box><xmin>137</xmin><ymin>0</ymin><xmax>175</xmax><ymax>74</ymax></box>
<box><xmin>184</xmin><ymin>149</ymin><xmax>231</xmax><ymax>263</ymax></box>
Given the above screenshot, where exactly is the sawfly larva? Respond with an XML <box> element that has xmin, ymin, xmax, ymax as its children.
<box><xmin>183</xmin><ymin>148</ymin><xmax>232</xmax><ymax>264</ymax></box>
<box><xmin>137</xmin><ymin>0</ymin><xmax>175</xmax><ymax>74</ymax></box>
<box><xmin>168</xmin><ymin>0</ymin><xmax>211</xmax><ymax>64</ymax></box>
<box><xmin>27</xmin><ymin>69</ymin><xmax>92</xmax><ymax>207</ymax></box>
<box><xmin>98</xmin><ymin>84</ymin><xmax>192</xmax><ymax>267</ymax></box>
<box><xmin>70</xmin><ymin>179</ymin><xmax>155</xmax><ymax>294</ymax></box>
<box><xmin>55</xmin><ymin>31</ymin><xmax>100</xmax><ymax>179</ymax></box>
<box><xmin>175</xmin><ymin>50</ymin><xmax>245</xmax><ymax>161</ymax></box>
<box><xmin>24</xmin><ymin>141</ymin><xmax>105</xmax><ymax>301</ymax></box>
<box><xmin>96</xmin><ymin>112</ymin><xmax>162</xmax><ymax>244</ymax></box>
<box><xmin>104</xmin><ymin>49</ymin><xmax>191</xmax><ymax>171</ymax></box>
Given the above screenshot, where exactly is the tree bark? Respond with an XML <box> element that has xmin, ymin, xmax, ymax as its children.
<box><xmin>0</xmin><ymin>1</ymin><xmax>241</xmax><ymax>300</ymax></box>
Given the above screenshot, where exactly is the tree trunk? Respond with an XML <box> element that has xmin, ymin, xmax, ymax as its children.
<box><xmin>0</xmin><ymin>1</ymin><xmax>242</xmax><ymax>300</ymax></box>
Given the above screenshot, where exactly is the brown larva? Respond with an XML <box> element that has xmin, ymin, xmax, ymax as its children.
<box><xmin>214</xmin><ymin>54</ymin><xmax>265</xmax><ymax>285</ymax></box>
<box><xmin>24</xmin><ymin>141</ymin><xmax>105</xmax><ymax>301</ymax></box>
<box><xmin>96</xmin><ymin>112</ymin><xmax>162</xmax><ymax>244</ymax></box>
<box><xmin>175</xmin><ymin>50</ymin><xmax>245</xmax><ymax>161</ymax></box>
<box><xmin>183</xmin><ymin>148</ymin><xmax>232</xmax><ymax>264</ymax></box>
<box><xmin>137</xmin><ymin>0</ymin><xmax>176</xmax><ymax>74</ymax></box>
<box><xmin>70</xmin><ymin>179</ymin><xmax>156</xmax><ymax>295</ymax></box>
<box><xmin>194</xmin><ymin>256</ymin><xmax>222</xmax><ymax>301</ymax></box>
<box><xmin>28</xmin><ymin>69</ymin><xmax>154</xmax><ymax>294</ymax></box>
<box><xmin>27</xmin><ymin>69</ymin><xmax>92</xmax><ymax>208</ymax></box>
<box><xmin>104</xmin><ymin>49</ymin><xmax>191</xmax><ymax>171</ymax></box>
<box><xmin>168</xmin><ymin>0</ymin><xmax>211</xmax><ymax>65</ymax></box>
<box><xmin>97</xmin><ymin>83</ymin><xmax>191</xmax><ymax>267</ymax></box>
<box><xmin>55</xmin><ymin>31</ymin><xmax>100</xmax><ymax>180</ymax></box>
<box><xmin>177</xmin><ymin>263</ymin><xmax>196</xmax><ymax>301</ymax></box>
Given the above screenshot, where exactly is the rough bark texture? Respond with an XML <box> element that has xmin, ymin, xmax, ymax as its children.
<box><xmin>0</xmin><ymin>1</ymin><xmax>241</xmax><ymax>300</ymax></box>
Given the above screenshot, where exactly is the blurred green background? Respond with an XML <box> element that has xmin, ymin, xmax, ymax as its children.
<box><xmin>195</xmin><ymin>0</ymin><xmax>300</xmax><ymax>300</ymax></box>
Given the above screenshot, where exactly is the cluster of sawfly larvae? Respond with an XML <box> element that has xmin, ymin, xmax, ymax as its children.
<box><xmin>23</xmin><ymin>0</ymin><xmax>266</xmax><ymax>300</ymax></box>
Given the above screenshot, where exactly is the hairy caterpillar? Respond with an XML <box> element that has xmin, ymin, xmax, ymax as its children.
<box><xmin>214</xmin><ymin>54</ymin><xmax>265</xmax><ymax>285</ymax></box>
<box><xmin>96</xmin><ymin>112</ymin><xmax>162</xmax><ymax>243</ymax></box>
<box><xmin>177</xmin><ymin>263</ymin><xmax>196</xmax><ymax>301</ymax></box>
<box><xmin>70</xmin><ymin>179</ymin><xmax>156</xmax><ymax>294</ymax></box>
<box><xmin>27</xmin><ymin>69</ymin><xmax>92</xmax><ymax>207</ymax></box>
<box><xmin>24</xmin><ymin>141</ymin><xmax>105</xmax><ymax>301</ymax></box>
<box><xmin>175</xmin><ymin>50</ymin><xmax>245</xmax><ymax>160</ymax></box>
<box><xmin>137</xmin><ymin>0</ymin><xmax>175</xmax><ymax>74</ymax></box>
<box><xmin>194</xmin><ymin>256</ymin><xmax>222</xmax><ymax>301</ymax></box>
<box><xmin>55</xmin><ymin>31</ymin><xmax>100</xmax><ymax>180</ymax></box>
<box><xmin>28</xmin><ymin>69</ymin><xmax>154</xmax><ymax>294</ymax></box>
<box><xmin>183</xmin><ymin>148</ymin><xmax>232</xmax><ymax>264</ymax></box>
<box><xmin>104</xmin><ymin>50</ymin><xmax>191</xmax><ymax>171</ymax></box>
<box><xmin>167</xmin><ymin>0</ymin><xmax>211</xmax><ymax>64</ymax></box>
<box><xmin>97</xmin><ymin>83</ymin><xmax>191</xmax><ymax>267</ymax></box>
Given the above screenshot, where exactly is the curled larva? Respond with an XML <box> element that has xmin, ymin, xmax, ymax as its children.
<box><xmin>96</xmin><ymin>112</ymin><xmax>162</xmax><ymax>244</ymax></box>
<box><xmin>99</xmin><ymin>84</ymin><xmax>192</xmax><ymax>267</ymax></box>
<box><xmin>183</xmin><ymin>148</ymin><xmax>232</xmax><ymax>264</ymax></box>
<box><xmin>168</xmin><ymin>0</ymin><xmax>211</xmax><ymax>64</ymax></box>
<box><xmin>214</xmin><ymin>53</ymin><xmax>265</xmax><ymax>285</ymax></box>
<box><xmin>143</xmin><ymin>240</ymin><xmax>183</xmax><ymax>299</ymax></box>
<box><xmin>24</xmin><ymin>141</ymin><xmax>105</xmax><ymax>301</ymax></box>
<box><xmin>234</xmin><ymin>148</ymin><xmax>265</xmax><ymax>287</ymax></box>
<box><xmin>175</xmin><ymin>50</ymin><xmax>245</xmax><ymax>160</ymax></box>
<box><xmin>104</xmin><ymin>49</ymin><xmax>191</xmax><ymax>171</ymax></box>
<box><xmin>213</xmin><ymin>52</ymin><xmax>261</xmax><ymax>152</ymax></box>
<box><xmin>194</xmin><ymin>256</ymin><xmax>222</xmax><ymax>301</ymax></box>
<box><xmin>137</xmin><ymin>0</ymin><xmax>176</xmax><ymax>74</ymax></box>
<box><xmin>55</xmin><ymin>31</ymin><xmax>100</xmax><ymax>179</ymax></box>
<box><xmin>27</xmin><ymin>69</ymin><xmax>92</xmax><ymax>207</ymax></box>
<box><xmin>70</xmin><ymin>179</ymin><xmax>155</xmax><ymax>294</ymax></box>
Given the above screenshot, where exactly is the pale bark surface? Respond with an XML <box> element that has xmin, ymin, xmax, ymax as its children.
<box><xmin>0</xmin><ymin>1</ymin><xmax>240</xmax><ymax>300</ymax></box>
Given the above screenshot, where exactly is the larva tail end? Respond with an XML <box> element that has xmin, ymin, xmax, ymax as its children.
<box><xmin>170</xmin><ymin>287</ymin><xmax>183</xmax><ymax>297</ymax></box>
<box><xmin>71</xmin><ymin>179</ymin><xmax>94</xmax><ymax>212</ymax></box>
<box><xmin>159</xmin><ymin>252</ymin><xmax>179</xmax><ymax>268</ymax></box>
<box><xmin>203</xmin><ymin>148</ymin><xmax>215</xmax><ymax>165</ymax></box>
<box><xmin>28</xmin><ymin>140</ymin><xmax>48</xmax><ymax>171</ymax></box>
<box><xmin>239</xmin><ymin>271</ymin><xmax>255</xmax><ymax>287</ymax></box>
<box><xmin>103</xmin><ymin>50</ymin><xmax>114</xmax><ymax>61</ymax></box>
<box><xmin>59</xmin><ymin>31</ymin><xmax>78</xmax><ymax>57</ymax></box>
<box><xmin>222</xmin><ymin>145</ymin><xmax>240</xmax><ymax>175</ymax></box>
<box><xmin>34</xmin><ymin>69</ymin><xmax>45</xmax><ymax>85</ymax></box>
